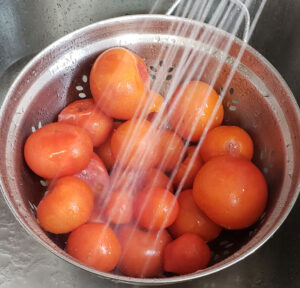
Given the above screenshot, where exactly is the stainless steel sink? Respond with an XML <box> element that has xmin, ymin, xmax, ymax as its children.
<box><xmin>0</xmin><ymin>1</ymin><xmax>299</xmax><ymax>287</ymax></box>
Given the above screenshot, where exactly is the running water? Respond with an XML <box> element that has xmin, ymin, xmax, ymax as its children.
<box><xmin>90</xmin><ymin>0</ymin><xmax>267</xmax><ymax>275</ymax></box>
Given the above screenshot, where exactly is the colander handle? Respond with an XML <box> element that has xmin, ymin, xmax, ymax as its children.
<box><xmin>166</xmin><ymin>0</ymin><xmax>250</xmax><ymax>42</ymax></box>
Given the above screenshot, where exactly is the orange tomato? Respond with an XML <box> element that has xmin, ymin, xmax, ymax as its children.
<box><xmin>67</xmin><ymin>223</ymin><xmax>121</xmax><ymax>272</ymax></box>
<box><xmin>164</xmin><ymin>233</ymin><xmax>210</xmax><ymax>275</ymax></box>
<box><xmin>37</xmin><ymin>176</ymin><xmax>94</xmax><ymax>234</ymax></box>
<box><xmin>58</xmin><ymin>99</ymin><xmax>113</xmax><ymax>147</ymax></box>
<box><xmin>117</xmin><ymin>225</ymin><xmax>172</xmax><ymax>278</ymax></box>
<box><xmin>24</xmin><ymin>122</ymin><xmax>93</xmax><ymax>179</ymax></box>
<box><xmin>193</xmin><ymin>156</ymin><xmax>268</xmax><ymax>229</ymax></box>
<box><xmin>134</xmin><ymin>187</ymin><xmax>179</xmax><ymax>230</ymax></box>
<box><xmin>200</xmin><ymin>125</ymin><xmax>254</xmax><ymax>162</ymax></box>
<box><xmin>158</xmin><ymin>130</ymin><xmax>184</xmax><ymax>172</ymax></box>
<box><xmin>111</xmin><ymin>120</ymin><xmax>161</xmax><ymax>170</ymax></box>
<box><xmin>143</xmin><ymin>168</ymin><xmax>173</xmax><ymax>192</ymax></box>
<box><xmin>168</xmin><ymin>190</ymin><xmax>222</xmax><ymax>242</ymax></box>
<box><xmin>173</xmin><ymin>146</ymin><xmax>203</xmax><ymax>190</ymax></box>
<box><xmin>90</xmin><ymin>47</ymin><xmax>150</xmax><ymax>120</ymax></box>
<box><xmin>168</xmin><ymin>81</ymin><xmax>224</xmax><ymax>141</ymax></box>
<box><xmin>104</xmin><ymin>190</ymin><xmax>133</xmax><ymax>225</ymax></box>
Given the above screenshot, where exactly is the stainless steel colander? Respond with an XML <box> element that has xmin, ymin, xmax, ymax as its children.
<box><xmin>0</xmin><ymin>12</ymin><xmax>299</xmax><ymax>285</ymax></box>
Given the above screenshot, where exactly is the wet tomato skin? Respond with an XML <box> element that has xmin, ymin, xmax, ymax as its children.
<box><xmin>164</xmin><ymin>233</ymin><xmax>210</xmax><ymax>275</ymax></box>
<box><xmin>37</xmin><ymin>176</ymin><xmax>94</xmax><ymax>234</ymax></box>
<box><xmin>58</xmin><ymin>99</ymin><xmax>113</xmax><ymax>147</ymax></box>
<box><xmin>193</xmin><ymin>156</ymin><xmax>268</xmax><ymax>229</ymax></box>
<box><xmin>117</xmin><ymin>225</ymin><xmax>172</xmax><ymax>278</ymax></box>
<box><xmin>67</xmin><ymin>222</ymin><xmax>121</xmax><ymax>272</ymax></box>
<box><xmin>24</xmin><ymin>122</ymin><xmax>93</xmax><ymax>179</ymax></box>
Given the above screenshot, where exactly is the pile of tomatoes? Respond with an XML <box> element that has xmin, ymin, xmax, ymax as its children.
<box><xmin>24</xmin><ymin>47</ymin><xmax>268</xmax><ymax>277</ymax></box>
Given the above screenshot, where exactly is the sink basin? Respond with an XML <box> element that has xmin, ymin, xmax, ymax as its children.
<box><xmin>0</xmin><ymin>1</ymin><xmax>299</xmax><ymax>287</ymax></box>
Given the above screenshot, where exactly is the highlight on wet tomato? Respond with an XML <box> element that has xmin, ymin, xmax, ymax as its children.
<box><xmin>37</xmin><ymin>176</ymin><xmax>94</xmax><ymax>234</ymax></box>
<box><xmin>200</xmin><ymin>125</ymin><xmax>254</xmax><ymax>162</ymax></box>
<box><xmin>168</xmin><ymin>81</ymin><xmax>224</xmax><ymax>141</ymax></box>
<box><xmin>168</xmin><ymin>190</ymin><xmax>222</xmax><ymax>242</ymax></box>
<box><xmin>90</xmin><ymin>47</ymin><xmax>150</xmax><ymax>120</ymax></box>
<box><xmin>117</xmin><ymin>225</ymin><xmax>172</xmax><ymax>278</ymax></box>
<box><xmin>75</xmin><ymin>152</ymin><xmax>109</xmax><ymax>203</ymax></box>
<box><xmin>158</xmin><ymin>129</ymin><xmax>184</xmax><ymax>172</ymax></box>
<box><xmin>173</xmin><ymin>146</ymin><xmax>203</xmax><ymax>190</ymax></box>
<box><xmin>24</xmin><ymin>122</ymin><xmax>93</xmax><ymax>179</ymax></box>
<box><xmin>111</xmin><ymin>119</ymin><xmax>162</xmax><ymax>170</ymax></box>
<box><xmin>104</xmin><ymin>189</ymin><xmax>133</xmax><ymax>225</ymax></box>
<box><xmin>67</xmin><ymin>222</ymin><xmax>121</xmax><ymax>272</ymax></box>
<box><xmin>164</xmin><ymin>233</ymin><xmax>210</xmax><ymax>275</ymax></box>
<box><xmin>58</xmin><ymin>98</ymin><xmax>113</xmax><ymax>147</ymax></box>
<box><xmin>193</xmin><ymin>156</ymin><xmax>268</xmax><ymax>229</ymax></box>
<box><xmin>134</xmin><ymin>187</ymin><xmax>179</xmax><ymax>230</ymax></box>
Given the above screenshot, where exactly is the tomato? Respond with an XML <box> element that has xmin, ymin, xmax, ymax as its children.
<box><xmin>173</xmin><ymin>146</ymin><xmax>203</xmax><ymax>190</ymax></box>
<box><xmin>37</xmin><ymin>176</ymin><xmax>94</xmax><ymax>234</ymax></box>
<box><xmin>111</xmin><ymin>120</ymin><xmax>161</xmax><ymax>170</ymax></box>
<box><xmin>58</xmin><ymin>99</ymin><xmax>113</xmax><ymax>147</ymax></box>
<box><xmin>158</xmin><ymin>130</ymin><xmax>184</xmax><ymax>172</ymax></box>
<box><xmin>117</xmin><ymin>225</ymin><xmax>172</xmax><ymax>277</ymax></box>
<box><xmin>24</xmin><ymin>122</ymin><xmax>93</xmax><ymax>179</ymax></box>
<box><xmin>143</xmin><ymin>168</ymin><xmax>173</xmax><ymax>192</ymax></box>
<box><xmin>75</xmin><ymin>153</ymin><xmax>109</xmax><ymax>203</ymax></box>
<box><xmin>163</xmin><ymin>233</ymin><xmax>210</xmax><ymax>275</ymax></box>
<box><xmin>95</xmin><ymin>121</ymin><xmax>122</xmax><ymax>171</ymax></box>
<box><xmin>193</xmin><ymin>156</ymin><xmax>268</xmax><ymax>229</ymax></box>
<box><xmin>90</xmin><ymin>47</ymin><xmax>150</xmax><ymax>120</ymax></box>
<box><xmin>168</xmin><ymin>190</ymin><xmax>222</xmax><ymax>242</ymax></box>
<box><xmin>168</xmin><ymin>81</ymin><xmax>224</xmax><ymax>141</ymax></box>
<box><xmin>200</xmin><ymin>125</ymin><xmax>254</xmax><ymax>162</ymax></box>
<box><xmin>67</xmin><ymin>223</ymin><xmax>121</xmax><ymax>272</ymax></box>
<box><xmin>146</xmin><ymin>91</ymin><xmax>164</xmax><ymax>115</ymax></box>
<box><xmin>104</xmin><ymin>190</ymin><xmax>133</xmax><ymax>225</ymax></box>
<box><xmin>147</xmin><ymin>110</ymin><xmax>171</xmax><ymax>129</ymax></box>
<box><xmin>134</xmin><ymin>187</ymin><xmax>179</xmax><ymax>230</ymax></box>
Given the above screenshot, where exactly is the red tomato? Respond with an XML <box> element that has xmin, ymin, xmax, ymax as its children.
<box><xmin>193</xmin><ymin>156</ymin><xmax>268</xmax><ymax>229</ymax></box>
<box><xmin>67</xmin><ymin>223</ymin><xmax>121</xmax><ymax>272</ymax></box>
<box><xmin>158</xmin><ymin>130</ymin><xmax>184</xmax><ymax>172</ymax></box>
<box><xmin>24</xmin><ymin>122</ymin><xmax>93</xmax><ymax>179</ymax></box>
<box><xmin>58</xmin><ymin>99</ymin><xmax>113</xmax><ymax>147</ymax></box>
<box><xmin>168</xmin><ymin>190</ymin><xmax>222</xmax><ymax>242</ymax></box>
<box><xmin>200</xmin><ymin>125</ymin><xmax>254</xmax><ymax>162</ymax></box>
<box><xmin>111</xmin><ymin>120</ymin><xmax>162</xmax><ymax>170</ymax></box>
<box><xmin>164</xmin><ymin>233</ymin><xmax>210</xmax><ymax>275</ymax></box>
<box><xmin>117</xmin><ymin>225</ymin><xmax>172</xmax><ymax>277</ymax></box>
<box><xmin>134</xmin><ymin>187</ymin><xmax>179</xmax><ymax>230</ymax></box>
<box><xmin>75</xmin><ymin>152</ymin><xmax>109</xmax><ymax>203</ymax></box>
<box><xmin>168</xmin><ymin>81</ymin><xmax>224</xmax><ymax>141</ymax></box>
<box><xmin>104</xmin><ymin>190</ymin><xmax>133</xmax><ymax>225</ymax></box>
<box><xmin>90</xmin><ymin>47</ymin><xmax>150</xmax><ymax>120</ymax></box>
<box><xmin>173</xmin><ymin>146</ymin><xmax>203</xmax><ymax>190</ymax></box>
<box><xmin>37</xmin><ymin>176</ymin><xmax>94</xmax><ymax>234</ymax></box>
